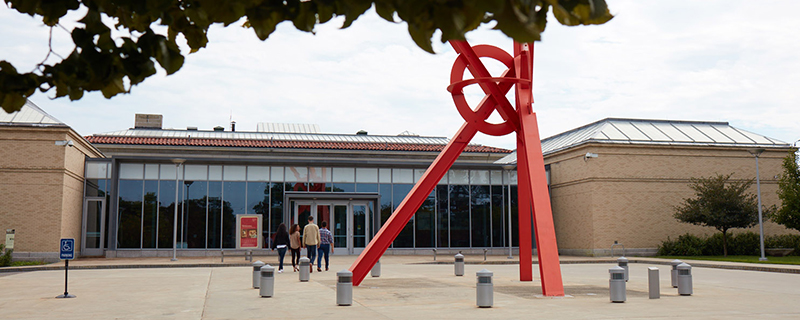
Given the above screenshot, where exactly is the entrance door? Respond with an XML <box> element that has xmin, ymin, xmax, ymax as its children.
<box><xmin>292</xmin><ymin>200</ymin><xmax>370</xmax><ymax>255</ymax></box>
<box><xmin>81</xmin><ymin>198</ymin><xmax>106</xmax><ymax>256</ymax></box>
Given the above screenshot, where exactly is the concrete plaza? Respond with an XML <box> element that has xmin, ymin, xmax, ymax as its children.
<box><xmin>1</xmin><ymin>255</ymin><xmax>799</xmax><ymax>319</ymax></box>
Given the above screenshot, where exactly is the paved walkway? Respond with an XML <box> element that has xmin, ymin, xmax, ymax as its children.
<box><xmin>2</xmin><ymin>255</ymin><xmax>799</xmax><ymax>319</ymax></box>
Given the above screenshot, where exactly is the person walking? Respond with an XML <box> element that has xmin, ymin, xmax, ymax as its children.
<box><xmin>271</xmin><ymin>223</ymin><xmax>290</xmax><ymax>273</ymax></box>
<box><xmin>302</xmin><ymin>215</ymin><xmax>320</xmax><ymax>273</ymax></box>
<box><xmin>317</xmin><ymin>221</ymin><xmax>334</xmax><ymax>272</ymax></box>
<box><xmin>289</xmin><ymin>224</ymin><xmax>301</xmax><ymax>272</ymax></box>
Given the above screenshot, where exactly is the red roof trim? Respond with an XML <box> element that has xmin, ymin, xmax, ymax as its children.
<box><xmin>84</xmin><ymin>136</ymin><xmax>511</xmax><ymax>153</ymax></box>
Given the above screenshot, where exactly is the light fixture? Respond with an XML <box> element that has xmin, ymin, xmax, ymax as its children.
<box><xmin>584</xmin><ymin>152</ymin><xmax>599</xmax><ymax>161</ymax></box>
<box><xmin>55</xmin><ymin>140</ymin><xmax>74</xmax><ymax>147</ymax></box>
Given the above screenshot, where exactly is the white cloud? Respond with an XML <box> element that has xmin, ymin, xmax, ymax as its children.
<box><xmin>2</xmin><ymin>1</ymin><xmax>799</xmax><ymax>149</ymax></box>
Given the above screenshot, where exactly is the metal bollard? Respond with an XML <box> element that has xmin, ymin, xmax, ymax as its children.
<box><xmin>252</xmin><ymin>260</ymin><xmax>265</xmax><ymax>288</ymax></box>
<box><xmin>648</xmin><ymin>267</ymin><xmax>660</xmax><ymax>299</ymax></box>
<box><xmin>259</xmin><ymin>265</ymin><xmax>275</xmax><ymax>298</ymax></box>
<box><xmin>670</xmin><ymin>259</ymin><xmax>682</xmax><ymax>288</ymax></box>
<box><xmin>483</xmin><ymin>248</ymin><xmax>488</xmax><ymax>261</ymax></box>
<box><xmin>433</xmin><ymin>248</ymin><xmax>437</xmax><ymax>261</ymax></box>
<box><xmin>371</xmin><ymin>259</ymin><xmax>381</xmax><ymax>277</ymax></box>
<box><xmin>677</xmin><ymin>263</ymin><xmax>693</xmax><ymax>296</ymax></box>
<box><xmin>454</xmin><ymin>253</ymin><xmax>465</xmax><ymax>276</ymax></box>
<box><xmin>476</xmin><ymin>269</ymin><xmax>493</xmax><ymax>308</ymax></box>
<box><xmin>617</xmin><ymin>256</ymin><xmax>629</xmax><ymax>282</ymax></box>
<box><xmin>609</xmin><ymin>266</ymin><xmax>626</xmax><ymax>303</ymax></box>
<box><xmin>299</xmin><ymin>257</ymin><xmax>310</xmax><ymax>282</ymax></box>
<box><xmin>337</xmin><ymin>270</ymin><xmax>353</xmax><ymax>306</ymax></box>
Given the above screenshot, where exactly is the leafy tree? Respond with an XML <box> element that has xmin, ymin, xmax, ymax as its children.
<box><xmin>773</xmin><ymin>149</ymin><xmax>800</xmax><ymax>232</ymax></box>
<box><xmin>0</xmin><ymin>0</ymin><xmax>613</xmax><ymax>112</ymax></box>
<box><xmin>674</xmin><ymin>173</ymin><xmax>759</xmax><ymax>256</ymax></box>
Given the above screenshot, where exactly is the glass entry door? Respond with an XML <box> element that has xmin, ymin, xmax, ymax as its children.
<box><xmin>292</xmin><ymin>200</ymin><xmax>370</xmax><ymax>255</ymax></box>
<box><xmin>81</xmin><ymin>197</ymin><xmax>106</xmax><ymax>256</ymax></box>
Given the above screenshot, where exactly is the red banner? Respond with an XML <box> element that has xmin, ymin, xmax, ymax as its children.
<box><xmin>240</xmin><ymin>217</ymin><xmax>259</xmax><ymax>248</ymax></box>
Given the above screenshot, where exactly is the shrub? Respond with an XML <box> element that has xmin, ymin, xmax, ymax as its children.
<box><xmin>765</xmin><ymin>234</ymin><xmax>800</xmax><ymax>256</ymax></box>
<box><xmin>0</xmin><ymin>244</ymin><xmax>12</xmax><ymax>267</ymax></box>
<box><xmin>659</xmin><ymin>232</ymin><xmax>762</xmax><ymax>256</ymax></box>
<box><xmin>658</xmin><ymin>234</ymin><xmax>705</xmax><ymax>256</ymax></box>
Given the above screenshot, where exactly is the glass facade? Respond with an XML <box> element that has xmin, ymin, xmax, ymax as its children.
<box><xmin>109</xmin><ymin>163</ymin><xmax>520</xmax><ymax>251</ymax></box>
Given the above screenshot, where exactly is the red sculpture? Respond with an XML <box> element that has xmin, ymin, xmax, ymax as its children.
<box><xmin>349</xmin><ymin>40</ymin><xmax>565</xmax><ymax>296</ymax></box>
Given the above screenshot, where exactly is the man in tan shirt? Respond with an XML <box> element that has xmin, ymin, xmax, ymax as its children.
<box><xmin>302</xmin><ymin>215</ymin><xmax>320</xmax><ymax>272</ymax></box>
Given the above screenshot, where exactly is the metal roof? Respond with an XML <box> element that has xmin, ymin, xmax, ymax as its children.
<box><xmin>90</xmin><ymin>128</ymin><xmax>454</xmax><ymax>145</ymax></box>
<box><xmin>0</xmin><ymin>100</ymin><xmax>66</xmax><ymax>126</ymax></box>
<box><xmin>493</xmin><ymin>118</ymin><xmax>791</xmax><ymax>165</ymax></box>
<box><xmin>256</xmin><ymin>123</ymin><xmax>320</xmax><ymax>133</ymax></box>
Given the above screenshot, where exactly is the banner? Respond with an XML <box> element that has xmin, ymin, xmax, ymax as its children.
<box><xmin>236</xmin><ymin>214</ymin><xmax>262</xmax><ymax>249</ymax></box>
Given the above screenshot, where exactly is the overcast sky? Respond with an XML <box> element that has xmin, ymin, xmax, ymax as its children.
<box><xmin>2</xmin><ymin>1</ymin><xmax>798</xmax><ymax>150</ymax></box>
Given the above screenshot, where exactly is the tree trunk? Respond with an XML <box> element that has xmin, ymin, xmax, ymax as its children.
<box><xmin>722</xmin><ymin>229</ymin><xmax>728</xmax><ymax>257</ymax></box>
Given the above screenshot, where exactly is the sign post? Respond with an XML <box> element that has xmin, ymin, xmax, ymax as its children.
<box><xmin>56</xmin><ymin>238</ymin><xmax>76</xmax><ymax>299</ymax></box>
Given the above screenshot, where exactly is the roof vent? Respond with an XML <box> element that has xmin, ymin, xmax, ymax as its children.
<box><xmin>356</xmin><ymin>130</ymin><xmax>368</xmax><ymax>135</ymax></box>
<box><xmin>134</xmin><ymin>114</ymin><xmax>163</xmax><ymax>129</ymax></box>
<box><xmin>187</xmin><ymin>126</ymin><xmax>198</xmax><ymax>131</ymax></box>
<box><xmin>213</xmin><ymin>126</ymin><xmax>225</xmax><ymax>131</ymax></box>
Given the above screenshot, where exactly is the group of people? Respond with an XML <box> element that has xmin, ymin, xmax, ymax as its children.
<box><xmin>270</xmin><ymin>215</ymin><xmax>333</xmax><ymax>273</ymax></box>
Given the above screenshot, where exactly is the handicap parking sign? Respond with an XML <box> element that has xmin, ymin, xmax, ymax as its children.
<box><xmin>60</xmin><ymin>238</ymin><xmax>75</xmax><ymax>260</ymax></box>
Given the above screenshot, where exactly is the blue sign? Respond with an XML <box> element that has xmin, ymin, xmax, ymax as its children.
<box><xmin>60</xmin><ymin>238</ymin><xmax>75</xmax><ymax>260</ymax></box>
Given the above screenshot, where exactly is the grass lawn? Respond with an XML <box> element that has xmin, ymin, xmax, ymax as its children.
<box><xmin>657</xmin><ymin>255</ymin><xmax>800</xmax><ymax>265</ymax></box>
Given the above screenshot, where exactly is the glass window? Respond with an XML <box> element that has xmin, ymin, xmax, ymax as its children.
<box><xmin>356</xmin><ymin>183</ymin><xmax>378</xmax><ymax>193</ymax></box>
<box><xmin>223</xmin><ymin>181</ymin><xmax>246</xmax><ymax>248</ymax></box>
<box><xmin>86</xmin><ymin>162</ymin><xmax>109</xmax><ymax>179</ymax></box>
<box><xmin>117</xmin><ymin>179</ymin><xmax>143</xmax><ymax>248</ymax></box>
<box><xmin>449</xmin><ymin>185</ymin><xmax>470</xmax><ymax>247</ymax></box>
<box><xmin>415</xmin><ymin>190</ymin><xmax>436</xmax><ymax>248</ymax></box>
<box><xmin>142</xmin><ymin>180</ymin><xmax>159</xmax><ymax>248</ymax></box>
<box><xmin>270</xmin><ymin>183</ymin><xmax>284</xmax><ymax>241</ymax></box>
<box><xmin>379</xmin><ymin>168</ymin><xmax>391</xmax><ymax>183</ymax></box>
<box><xmin>331</xmin><ymin>183</ymin><xmax>355</xmax><ymax>192</ymax></box>
<box><xmin>286</xmin><ymin>166</ymin><xmax>308</xmax><ymax>182</ymax></box>
<box><xmin>491</xmin><ymin>171</ymin><xmax>503</xmax><ymax>185</ymax></box>
<box><xmin>185</xmin><ymin>165</ymin><xmax>208</xmax><ymax>180</ymax></box>
<box><xmin>157</xmin><ymin>180</ymin><xmax>176</xmax><ymax>249</ymax></box>
<box><xmin>393</xmin><ymin>184</ymin><xmax>414</xmax><ymax>247</ymax></box>
<box><xmin>511</xmin><ymin>185</ymin><xmax>519</xmax><ymax>246</ymax></box>
<box><xmin>209</xmin><ymin>165</ymin><xmax>222</xmax><ymax>181</ymax></box>
<box><xmin>207</xmin><ymin>181</ymin><xmax>222</xmax><ymax>248</ymax></box>
<box><xmin>271</xmin><ymin>167</ymin><xmax>284</xmax><ymax>182</ymax></box>
<box><xmin>247</xmin><ymin>181</ymin><xmax>270</xmax><ymax>246</ymax></box>
<box><xmin>449</xmin><ymin>170</ymin><xmax>469</xmax><ymax>185</ymax></box>
<box><xmin>119</xmin><ymin>163</ymin><xmax>143</xmax><ymax>180</ymax></box>
<box><xmin>309</xmin><ymin>167</ymin><xmax>330</xmax><ymax>183</ymax></box>
<box><xmin>224</xmin><ymin>166</ymin><xmax>246</xmax><ymax>181</ymax></box>
<box><xmin>471</xmin><ymin>185</ymin><xmax>490</xmax><ymax>247</ymax></box>
<box><xmin>491</xmin><ymin>185</ymin><xmax>505</xmax><ymax>248</ymax></box>
<box><xmin>470</xmin><ymin>170</ymin><xmax>490</xmax><ymax>185</ymax></box>
<box><xmin>184</xmin><ymin>180</ymin><xmax>207</xmax><ymax>248</ymax></box>
<box><xmin>145</xmin><ymin>164</ymin><xmax>159</xmax><ymax>180</ymax></box>
<box><xmin>379</xmin><ymin>184</ymin><xmax>392</xmax><ymax>227</ymax></box>
<box><xmin>160</xmin><ymin>164</ymin><xmax>182</xmax><ymax>180</ymax></box>
<box><xmin>332</xmin><ymin>168</ymin><xmax>355</xmax><ymax>183</ymax></box>
<box><xmin>393</xmin><ymin>169</ymin><xmax>413</xmax><ymax>184</ymax></box>
<box><xmin>247</xmin><ymin>166</ymin><xmax>270</xmax><ymax>181</ymax></box>
<box><xmin>355</xmin><ymin>168</ymin><xmax>378</xmax><ymax>183</ymax></box>
<box><xmin>510</xmin><ymin>170</ymin><xmax>518</xmax><ymax>185</ymax></box>
<box><xmin>436</xmin><ymin>185</ymin><xmax>449</xmax><ymax>247</ymax></box>
<box><xmin>414</xmin><ymin>169</ymin><xmax>426</xmax><ymax>182</ymax></box>
<box><xmin>85</xmin><ymin>179</ymin><xmax>107</xmax><ymax>197</ymax></box>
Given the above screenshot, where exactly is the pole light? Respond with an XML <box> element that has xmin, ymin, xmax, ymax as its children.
<box><xmin>747</xmin><ymin>148</ymin><xmax>767</xmax><ymax>262</ymax></box>
<box><xmin>502</xmin><ymin>164</ymin><xmax>516</xmax><ymax>259</ymax></box>
<box><xmin>171</xmin><ymin>159</ymin><xmax>186</xmax><ymax>261</ymax></box>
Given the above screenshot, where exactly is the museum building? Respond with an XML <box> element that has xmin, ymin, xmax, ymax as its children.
<box><xmin>1</xmin><ymin>101</ymin><xmax>794</xmax><ymax>260</ymax></box>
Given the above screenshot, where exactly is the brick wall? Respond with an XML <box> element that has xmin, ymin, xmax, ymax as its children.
<box><xmin>547</xmin><ymin>143</ymin><xmax>796</xmax><ymax>256</ymax></box>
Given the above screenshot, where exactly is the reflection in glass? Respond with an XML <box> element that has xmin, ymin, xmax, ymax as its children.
<box><xmin>353</xmin><ymin>204</ymin><xmax>367</xmax><ymax>247</ymax></box>
<box><xmin>436</xmin><ymin>185</ymin><xmax>449</xmax><ymax>247</ymax></box>
<box><xmin>223</xmin><ymin>181</ymin><xmax>246</xmax><ymax>248</ymax></box>
<box><xmin>157</xmin><ymin>180</ymin><xmax>176</xmax><ymax>249</ymax></box>
<box><xmin>117</xmin><ymin>180</ymin><xmax>143</xmax><ymax>248</ymax></box>
<box><xmin>297</xmin><ymin>205</ymin><xmax>311</xmax><ymax>240</ymax></box>
<box><xmin>415</xmin><ymin>191</ymin><xmax>435</xmax><ymax>248</ymax></box>
<box><xmin>85</xmin><ymin>200</ymin><xmax>102</xmax><ymax>248</ymax></box>
<box><xmin>511</xmin><ymin>185</ymin><xmax>519</xmax><ymax>246</ymax></box>
<box><xmin>333</xmin><ymin>205</ymin><xmax>347</xmax><ymax>249</ymax></box>
<box><xmin>248</xmin><ymin>181</ymin><xmax>269</xmax><ymax>245</ymax></box>
<box><xmin>379</xmin><ymin>184</ymin><xmax>392</xmax><ymax>227</ymax></box>
<box><xmin>331</xmin><ymin>183</ymin><xmax>355</xmax><ymax>192</ymax></box>
<box><xmin>270</xmin><ymin>183</ymin><xmax>283</xmax><ymax>240</ymax></box>
<box><xmin>142</xmin><ymin>180</ymin><xmax>158</xmax><ymax>248</ymax></box>
<box><xmin>449</xmin><ymin>185</ymin><xmax>470</xmax><ymax>247</ymax></box>
<box><xmin>356</xmin><ymin>183</ymin><xmax>377</xmax><ymax>193</ymax></box>
<box><xmin>393</xmin><ymin>184</ymin><xmax>413</xmax><ymax>247</ymax></box>
<box><xmin>184</xmin><ymin>181</ymin><xmax>207</xmax><ymax>248</ymax></box>
<box><xmin>207</xmin><ymin>181</ymin><xmax>222</xmax><ymax>248</ymax></box>
<box><xmin>491</xmin><ymin>185</ymin><xmax>505</xmax><ymax>248</ymax></box>
<box><xmin>471</xmin><ymin>185</ymin><xmax>490</xmax><ymax>247</ymax></box>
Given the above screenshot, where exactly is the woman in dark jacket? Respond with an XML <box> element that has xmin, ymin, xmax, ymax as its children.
<box><xmin>271</xmin><ymin>223</ymin><xmax>291</xmax><ymax>273</ymax></box>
